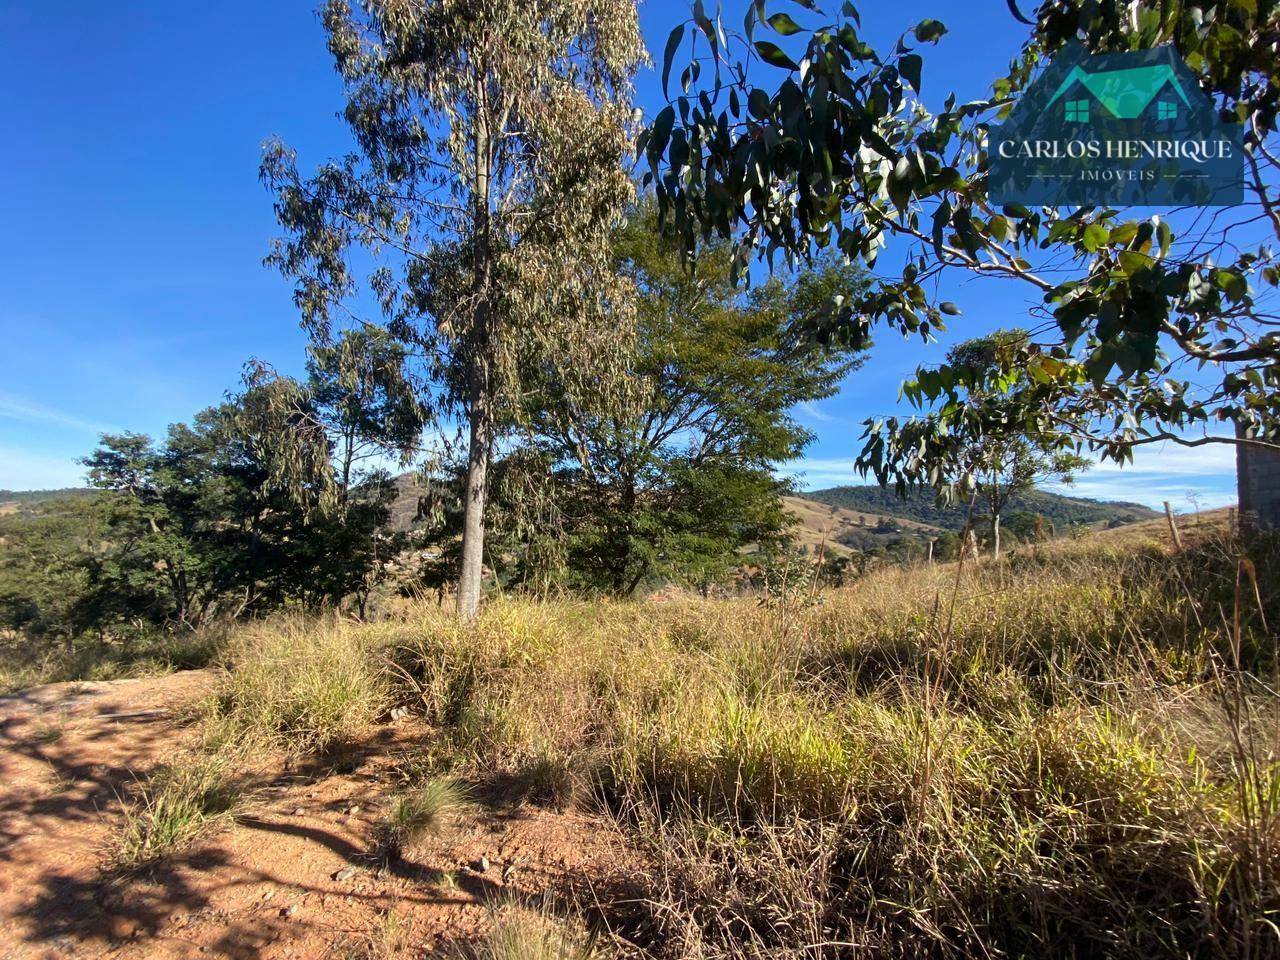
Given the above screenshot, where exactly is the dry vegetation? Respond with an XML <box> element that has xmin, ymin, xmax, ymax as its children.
<box><xmin>131</xmin><ymin>518</ymin><xmax>1279</xmax><ymax>958</ymax></box>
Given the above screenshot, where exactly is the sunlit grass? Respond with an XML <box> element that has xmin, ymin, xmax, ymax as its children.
<box><xmin>379</xmin><ymin>775</ymin><xmax>473</xmax><ymax>853</ymax></box>
<box><xmin>187</xmin><ymin>525</ymin><xmax>1280</xmax><ymax>957</ymax></box>
<box><xmin>115</xmin><ymin>754</ymin><xmax>240</xmax><ymax>868</ymax></box>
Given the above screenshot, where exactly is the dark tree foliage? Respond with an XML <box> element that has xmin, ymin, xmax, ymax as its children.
<box><xmin>0</xmin><ymin>364</ymin><xmax>414</xmax><ymax>643</ymax></box>
<box><xmin>0</xmin><ymin>496</ymin><xmax>105</xmax><ymax>640</ymax></box>
<box><xmin>488</xmin><ymin>202</ymin><xmax>870</xmax><ymax>596</ymax></box>
<box><xmin>80</xmin><ymin>393</ymin><xmax>400</xmax><ymax>629</ymax></box>
<box><xmin>804</xmin><ymin>485</ymin><xmax>1155</xmax><ymax>529</ymax></box>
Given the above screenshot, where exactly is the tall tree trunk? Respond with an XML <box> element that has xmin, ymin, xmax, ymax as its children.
<box><xmin>340</xmin><ymin>426</ymin><xmax>354</xmax><ymax>502</ymax></box>
<box><xmin>457</xmin><ymin>387</ymin><xmax>490</xmax><ymax>618</ymax></box>
<box><xmin>457</xmin><ymin>78</ymin><xmax>492</xmax><ymax>620</ymax></box>
<box><xmin>991</xmin><ymin>510</ymin><xmax>1001</xmax><ymax>560</ymax></box>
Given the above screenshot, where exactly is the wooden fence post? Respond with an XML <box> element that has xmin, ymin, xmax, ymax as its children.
<box><xmin>1163</xmin><ymin>501</ymin><xmax>1184</xmax><ymax>553</ymax></box>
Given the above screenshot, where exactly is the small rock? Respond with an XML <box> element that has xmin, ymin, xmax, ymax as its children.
<box><xmin>261</xmin><ymin>889</ymin><xmax>275</xmax><ymax>901</ymax></box>
<box><xmin>473</xmin><ymin>855</ymin><xmax>490</xmax><ymax>873</ymax></box>
<box><xmin>291</xmin><ymin>807</ymin><xmax>305</xmax><ymax>817</ymax></box>
<box><xmin>501</xmin><ymin>863</ymin><xmax>516</xmax><ymax>883</ymax></box>
<box><xmin>279</xmin><ymin>904</ymin><xmax>298</xmax><ymax>919</ymax></box>
<box><xmin>104</xmin><ymin>915</ymin><xmax>138</xmax><ymax>940</ymax></box>
<box><xmin>344</xmin><ymin>805</ymin><xmax>361</xmax><ymax>816</ymax></box>
<box><xmin>332</xmin><ymin>866</ymin><xmax>356</xmax><ymax>882</ymax></box>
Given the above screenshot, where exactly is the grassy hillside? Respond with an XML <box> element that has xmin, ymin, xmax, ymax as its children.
<box><xmin>782</xmin><ymin>493</ymin><xmax>943</xmax><ymax>554</ymax></box>
<box><xmin>804</xmin><ymin>484</ymin><xmax>1159</xmax><ymax>532</ymax></box>
<box><xmin>0</xmin><ymin>488</ymin><xmax>92</xmax><ymax>516</ymax></box>
<box><xmin>166</xmin><ymin>519</ymin><xmax>1279</xmax><ymax>959</ymax></box>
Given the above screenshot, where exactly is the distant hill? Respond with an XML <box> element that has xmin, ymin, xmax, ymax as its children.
<box><xmin>799</xmin><ymin>486</ymin><xmax>1159</xmax><ymax>533</ymax></box>
<box><xmin>0</xmin><ymin>488</ymin><xmax>94</xmax><ymax>516</ymax></box>
<box><xmin>782</xmin><ymin>495</ymin><xmax>943</xmax><ymax>555</ymax></box>
<box><xmin>0</xmin><ymin>488</ymin><xmax>92</xmax><ymax>505</ymax></box>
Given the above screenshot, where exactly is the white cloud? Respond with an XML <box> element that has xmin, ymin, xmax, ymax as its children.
<box><xmin>1044</xmin><ymin>439</ymin><xmax>1237</xmax><ymax>510</ymax></box>
<box><xmin>780</xmin><ymin>456</ymin><xmax>864</xmax><ymax>490</ymax></box>
<box><xmin>0</xmin><ymin>446</ymin><xmax>86</xmax><ymax>490</ymax></box>
<box><xmin>796</xmin><ymin>401</ymin><xmax>840</xmax><ymax>424</ymax></box>
<box><xmin>784</xmin><ymin>439</ymin><xmax>1239</xmax><ymax>512</ymax></box>
<box><xmin>1089</xmin><ymin>441</ymin><xmax>1236</xmax><ymax>477</ymax></box>
<box><xmin>0</xmin><ymin>392</ymin><xmax>118</xmax><ymax>435</ymax></box>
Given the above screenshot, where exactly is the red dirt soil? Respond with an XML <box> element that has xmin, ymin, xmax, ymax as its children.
<box><xmin>0</xmin><ymin>672</ymin><xmax>647</xmax><ymax>959</ymax></box>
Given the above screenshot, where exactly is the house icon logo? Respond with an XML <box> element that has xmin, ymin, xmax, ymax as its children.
<box><xmin>990</xmin><ymin>44</ymin><xmax>1242</xmax><ymax>206</ymax></box>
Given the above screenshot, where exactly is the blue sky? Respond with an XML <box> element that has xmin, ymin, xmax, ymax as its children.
<box><xmin>0</xmin><ymin>0</ymin><xmax>1238</xmax><ymax>510</ymax></box>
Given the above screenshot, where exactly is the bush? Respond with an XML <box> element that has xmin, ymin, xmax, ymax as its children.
<box><xmin>379</xmin><ymin>776</ymin><xmax>473</xmax><ymax>853</ymax></box>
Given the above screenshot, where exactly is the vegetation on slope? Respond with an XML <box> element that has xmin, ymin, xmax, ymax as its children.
<box><xmin>805</xmin><ymin>484</ymin><xmax>1158</xmax><ymax>532</ymax></box>
<box><xmin>197</xmin><ymin>521</ymin><xmax>1279</xmax><ymax>958</ymax></box>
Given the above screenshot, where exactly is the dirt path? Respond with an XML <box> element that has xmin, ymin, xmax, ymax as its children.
<box><xmin>0</xmin><ymin>672</ymin><xmax>647</xmax><ymax>959</ymax></box>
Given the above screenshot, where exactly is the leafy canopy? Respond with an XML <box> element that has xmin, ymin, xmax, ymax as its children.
<box><xmin>489</xmin><ymin>201</ymin><xmax>870</xmax><ymax>595</ymax></box>
<box><xmin>645</xmin><ymin>0</ymin><xmax>1280</xmax><ymax>490</ymax></box>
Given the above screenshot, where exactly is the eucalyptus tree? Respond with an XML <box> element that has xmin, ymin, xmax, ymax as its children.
<box><xmin>643</xmin><ymin>0</ymin><xmax>1280</xmax><ymax>501</ymax></box>
<box><xmin>306</xmin><ymin>328</ymin><xmax>424</xmax><ymax>499</ymax></box>
<box><xmin>865</xmin><ymin>330</ymin><xmax>1085</xmax><ymax>560</ymax></box>
<box><xmin>263</xmin><ymin>0</ymin><xmax>645</xmax><ymax>617</ymax></box>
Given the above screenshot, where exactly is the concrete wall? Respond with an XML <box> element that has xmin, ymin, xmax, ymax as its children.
<box><xmin>1237</xmin><ymin>438</ymin><xmax>1280</xmax><ymax>531</ymax></box>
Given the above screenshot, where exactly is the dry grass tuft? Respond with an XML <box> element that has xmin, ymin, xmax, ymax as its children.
<box><xmin>380</xmin><ymin>776</ymin><xmax>473</xmax><ymax>853</ymax></box>
<box><xmin>467</xmin><ymin>902</ymin><xmax>598</xmax><ymax>960</ymax></box>
<box><xmin>114</xmin><ymin>753</ymin><xmax>240</xmax><ymax>868</ymax></box>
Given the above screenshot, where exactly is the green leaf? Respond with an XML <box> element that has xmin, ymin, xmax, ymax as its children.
<box><xmin>648</xmin><ymin>105</ymin><xmax>675</xmax><ymax>161</ymax></box>
<box><xmin>754</xmin><ymin>41</ymin><xmax>799</xmax><ymax>70</ymax></box>
<box><xmin>1117</xmin><ymin>250</ymin><xmax>1150</xmax><ymax>275</ymax></box>
<box><xmin>747</xmin><ymin>88</ymin><xmax>772</xmax><ymax>119</ymax></box>
<box><xmin>914</xmin><ymin>19</ymin><xmax>947</xmax><ymax>42</ymax></box>
<box><xmin>662</xmin><ymin>26</ymin><xmax>684</xmax><ymax>97</ymax></box>
<box><xmin>1082</xmin><ymin>223</ymin><xmax>1109</xmax><ymax>252</ymax></box>
<box><xmin>1214</xmin><ymin>269</ymin><xmax>1247</xmax><ymax>302</ymax></box>
<box><xmin>1109</xmin><ymin>222</ymin><xmax>1138</xmax><ymax>245</ymax></box>
<box><xmin>767</xmin><ymin>12</ymin><xmax>803</xmax><ymax>35</ymax></box>
<box><xmin>899</xmin><ymin>53</ymin><xmax>923</xmax><ymax>92</ymax></box>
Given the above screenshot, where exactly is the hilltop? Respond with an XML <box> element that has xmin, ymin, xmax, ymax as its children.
<box><xmin>781</xmin><ymin>485</ymin><xmax>1160</xmax><ymax>555</ymax></box>
<box><xmin>0</xmin><ymin>488</ymin><xmax>93</xmax><ymax>516</ymax></box>
<box><xmin>801</xmin><ymin>484</ymin><xmax>1158</xmax><ymax>531</ymax></box>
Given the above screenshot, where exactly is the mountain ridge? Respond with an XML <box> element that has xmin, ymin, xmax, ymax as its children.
<box><xmin>798</xmin><ymin>484</ymin><xmax>1159</xmax><ymax>532</ymax></box>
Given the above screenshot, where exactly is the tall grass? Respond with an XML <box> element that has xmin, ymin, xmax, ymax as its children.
<box><xmin>210</xmin><ymin>614</ymin><xmax>395</xmax><ymax>752</ymax></box>
<box><xmin>0</xmin><ymin>628</ymin><xmax>225</xmax><ymax>695</ymax></box>
<box><xmin>212</xmin><ymin>527</ymin><xmax>1280</xmax><ymax>957</ymax></box>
